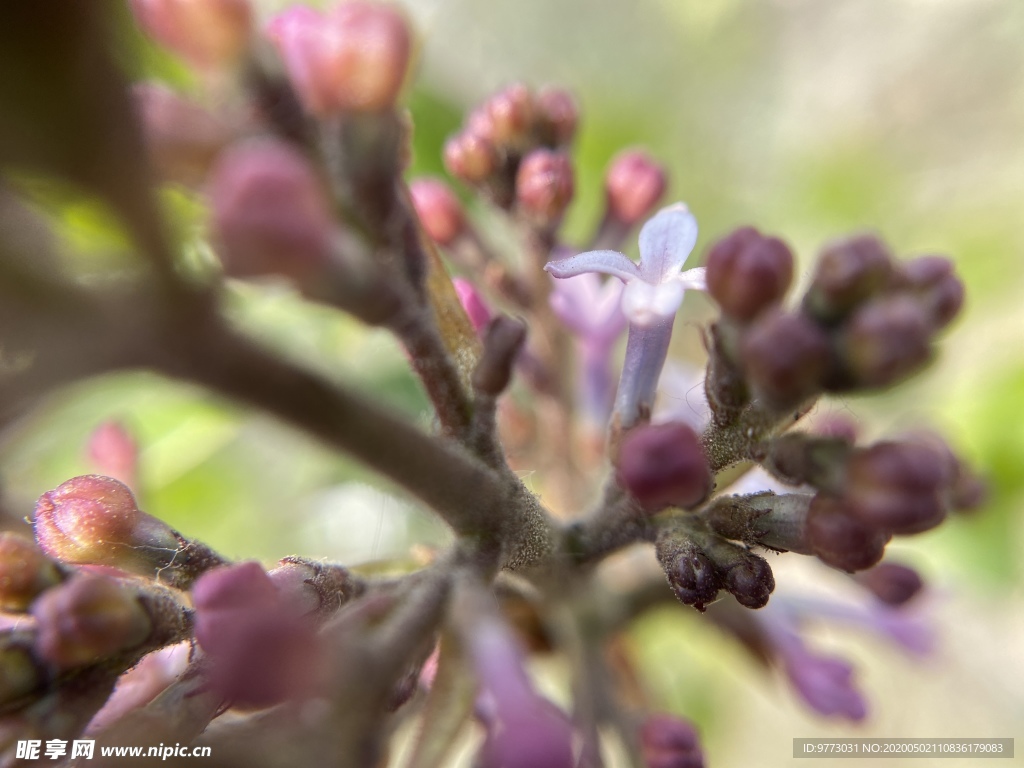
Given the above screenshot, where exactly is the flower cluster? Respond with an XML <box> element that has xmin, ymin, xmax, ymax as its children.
<box><xmin>0</xmin><ymin>0</ymin><xmax>984</xmax><ymax>766</ymax></box>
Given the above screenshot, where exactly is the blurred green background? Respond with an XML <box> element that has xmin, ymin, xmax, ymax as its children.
<box><xmin>4</xmin><ymin>0</ymin><xmax>1024</xmax><ymax>764</ymax></box>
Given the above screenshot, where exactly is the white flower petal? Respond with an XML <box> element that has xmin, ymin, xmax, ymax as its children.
<box><xmin>544</xmin><ymin>249</ymin><xmax>640</xmax><ymax>283</ymax></box>
<box><xmin>637</xmin><ymin>203</ymin><xmax>698</xmax><ymax>282</ymax></box>
<box><xmin>678</xmin><ymin>266</ymin><xmax>707</xmax><ymax>291</ymax></box>
<box><xmin>622</xmin><ymin>279</ymin><xmax>685</xmax><ymax>327</ymax></box>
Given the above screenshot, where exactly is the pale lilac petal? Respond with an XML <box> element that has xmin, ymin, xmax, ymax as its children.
<box><xmin>637</xmin><ymin>203</ymin><xmax>698</xmax><ymax>282</ymax></box>
<box><xmin>549</xmin><ymin>273</ymin><xmax>604</xmax><ymax>336</ymax></box>
<box><xmin>622</xmin><ymin>278</ymin><xmax>685</xmax><ymax>326</ymax></box>
<box><xmin>678</xmin><ymin>266</ymin><xmax>707</xmax><ymax>291</ymax></box>
<box><xmin>544</xmin><ymin>249</ymin><xmax>640</xmax><ymax>283</ymax></box>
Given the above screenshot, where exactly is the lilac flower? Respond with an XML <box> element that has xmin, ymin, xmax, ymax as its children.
<box><xmin>774</xmin><ymin>629</ymin><xmax>868</xmax><ymax>721</ymax></box>
<box><xmin>549</xmin><ymin>271</ymin><xmax>627</xmax><ymax>421</ymax></box>
<box><xmin>467</xmin><ymin>616</ymin><xmax>575</xmax><ymax>768</ymax></box>
<box><xmin>545</xmin><ymin>204</ymin><xmax>706</xmax><ymax>428</ymax></box>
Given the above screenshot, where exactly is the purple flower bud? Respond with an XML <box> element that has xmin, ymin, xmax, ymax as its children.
<box><xmin>410</xmin><ymin>177</ymin><xmax>465</xmax><ymax>246</ymax></box>
<box><xmin>844</xmin><ymin>442</ymin><xmax>949</xmax><ymax>534</ymax></box>
<box><xmin>894</xmin><ymin>255</ymin><xmax>964</xmax><ymax>329</ymax></box>
<box><xmin>806</xmin><ymin>495</ymin><xmax>890</xmax><ymax>572</ymax></box>
<box><xmin>0</xmin><ymin>534</ymin><xmax>63</xmax><ymax>612</ymax></box>
<box><xmin>616</xmin><ymin>422</ymin><xmax>712</xmax><ymax>511</ymax></box>
<box><xmin>33</xmin><ymin>476</ymin><xmax>179</xmax><ymax>573</ymax></box>
<box><xmin>855</xmin><ymin>562</ymin><xmax>925</xmax><ymax>606</ymax></box>
<box><xmin>515</xmin><ymin>149</ymin><xmax>574</xmax><ymax>225</ymax></box>
<box><xmin>741</xmin><ymin>310</ymin><xmax>831</xmax><ymax>411</ymax></box>
<box><xmin>535</xmin><ymin>87</ymin><xmax>578</xmax><ymax>146</ymax></box>
<box><xmin>840</xmin><ymin>295</ymin><xmax>932</xmax><ymax>388</ymax></box>
<box><xmin>705</xmin><ymin>227</ymin><xmax>794</xmax><ymax>323</ymax></box>
<box><xmin>640</xmin><ymin>714</ymin><xmax>704</xmax><ymax>768</ymax></box>
<box><xmin>133</xmin><ymin>84</ymin><xmax>231</xmax><ymax>187</ymax></box>
<box><xmin>132</xmin><ymin>0</ymin><xmax>252</xmax><ymax>70</ymax></box>
<box><xmin>267</xmin><ymin>2</ymin><xmax>412</xmax><ymax>115</ymax></box>
<box><xmin>209</xmin><ymin>140</ymin><xmax>334</xmax><ymax>282</ymax></box>
<box><xmin>87</xmin><ymin>420</ymin><xmax>139</xmax><ymax>490</ymax></box>
<box><xmin>803</xmin><ymin>235</ymin><xmax>893</xmax><ymax>323</ymax></box>
<box><xmin>32</xmin><ymin>575</ymin><xmax>152</xmax><ymax>671</ymax></box>
<box><xmin>444</xmin><ymin>131</ymin><xmax>499</xmax><ymax>184</ymax></box>
<box><xmin>192</xmin><ymin>562</ymin><xmax>322</xmax><ymax>708</ymax></box>
<box><xmin>604</xmin><ymin>150</ymin><xmax>668</xmax><ymax>227</ymax></box>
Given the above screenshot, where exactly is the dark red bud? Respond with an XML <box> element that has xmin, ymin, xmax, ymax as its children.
<box><xmin>616</xmin><ymin>423</ymin><xmax>712</xmax><ymax>512</ymax></box>
<box><xmin>895</xmin><ymin>255</ymin><xmax>964</xmax><ymax>329</ymax></box>
<box><xmin>844</xmin><ymin>442</ymin><xmax>949</xmax><ymax>534</ymax></box>
<box><xmin>807</xmin><ymin>495</ymin><xmax>890</xmax><ymax>572</ymax></box>
<box><xmin>804</xmin><ymin>235</ymin><xmax>893</xmax><ymax>323</ymax></box>
<box><xmin>855</xmin><ymin>562</ymin><xmax>924</xmax><ymax>606</ymax></box>
<box><xmin>840</xmin><ymin>295</ymin><xmax>932</xmax><ymax>388</ymax></box>
<box><xmin>741</xmin><ymin>310</ymin><xmax>831</xmax><ymax>411</ymax></box>
<box><xmin>604</xmin><ymin>149</ymin><xmax>668</xmax><ymax>227</ymax></box>
<box><xmin>706</xmin><ymin>227</ymin><xmax>794</xmax><ymax>323</ymax></box>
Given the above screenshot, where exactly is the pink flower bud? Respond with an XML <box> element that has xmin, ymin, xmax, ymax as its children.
<box><xmin>32</xmin><ymin>575</ymin><xmax>152</xmax><ymax>670</ymax></box>
<box><xmin>209</xmin><ymin>140</ymin><xmax>334</xmax><ymax>281</ymax></box>
<box><xmin>132</xmin><ymin>84</ymin><xmax>231</xmax><ymax>187</ymax></box>
<box><xmin>87</xmin><ymin>420</ymin><xmax>139</xmax><ymax>489</ymax></box>
<box><xmin>483</xmin><ymin>84</ymin><xmax>535</xmax><ymax>147</ymax></box>
<box><xmin>409</xmin><ymin>178</ymin><xmax>465</xmax><ymax>246</ymax></box>
<box><xmin>444</xmin><ymin>131</ymin><xmax>498</xmax><ymax>184</ymax></box>
<box><xmin>617</xmin><ymin>423</ymin><xmax>712</xmax><ymax>512</ymax></box>
<box><xmin>267</xmin><ymin>2</ymin><xmax>412</xmax><ymax>116</ymax></box>
<box><xmin>515</xmin><ymin>149</ymin><xmax>574</xmax><ymax>225</ymax></box>
<box><xmin>605</xmin><ymin>150</ymin><xmax>668</xmax><ymax>227</ymax></box>
<box><xmin>33</xmin><ymin>476</ymin><xmax>179</xmax><ymax>572</ymax></box>
<box><xmin>132</xmin><ymin>0</ymin><xmax>252</xmax><ymax>70</ymax></box>
<box><xmin>192</xmin><ymin>562</ymin><xmax>322</xmax><ymax>708</ymax></box>
<box><xmin>640</xmin><ymin>713</ymin><xmax>705</xmax><ymax>768</ymax></box>
<box><xmin>0</xmin><ymin>533</ymin><xmax>63</xmax><ymax>612</ymax></box>
<box><xmin>705</xmin><ymin>227</ymin><xmax>794</xmax><ymax>323</ymax></box>
<box><xmin>535</xmin><ymin>87</ymin><xmax>578</xmax><ymax>146</ymax></box>
<box><xmin>452</xmin><ymin>278</ymin><xmax>492</xmax><ymax>335</ymax></box>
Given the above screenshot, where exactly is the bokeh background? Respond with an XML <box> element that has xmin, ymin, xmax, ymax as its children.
<box><xmin>3</xmin><ymin>0</ymin><xmax>1024</xmax><ymax>765</ymax></box>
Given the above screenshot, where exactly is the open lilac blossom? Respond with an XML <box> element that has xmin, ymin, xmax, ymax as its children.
<box><xmin>545</xmin><ymin>204</ymin><xmax>705</xmax><ymax>328</ymax></box>
<box><xmin>758</xmin><ymin>605</ymin><xmax>868</xmax><ymax>721</ymax></box>
<box><xmin>468</xmin><ymin>616</ymin><xmax>575</xmax><ymax>768</ymax></box>
<box><xmin>546</xmin><ymin>204</ymin><xmax>706</xmax><ymax>428</ymax></box>
<box><xmin>549</xmin><ymin>271</ymin><xmax>627</xmax><ymax>420</ymax></box>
